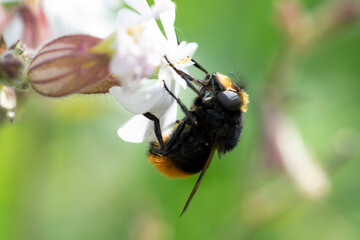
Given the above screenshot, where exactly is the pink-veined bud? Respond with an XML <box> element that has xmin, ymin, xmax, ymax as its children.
<box><xmin>0</xmin><ymin>3</ymin><xmax>16</xmax><ymax>33</ymax></box>
<box><xmin>19</xmin><ymin>0</ymin><xmax>51</xmax><ymax>48</ymax></box>
<box><xmin>28</xmin><ymin>34</ymin><xmax>115</xmax><ymax>97</ymax></box>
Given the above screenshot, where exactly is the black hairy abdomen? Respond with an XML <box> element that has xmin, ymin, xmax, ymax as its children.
<box><xmin>149</xmin><ymin>97</ymin><xmax>244</xmax><ymax>174</ymax></box>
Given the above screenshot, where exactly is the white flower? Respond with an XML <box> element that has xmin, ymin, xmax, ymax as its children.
<box><xmin>43</xmin><ymin>0</ymin><xmax>116</xmax><ymax>38</ymax></box>
<box><xmin>109</xmin><ymin>0</ymin><xmax>198</xmax><ymax>143</ymax></box>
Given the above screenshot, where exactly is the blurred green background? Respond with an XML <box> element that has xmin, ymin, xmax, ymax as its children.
<box><xmin>1</xmin><ymin>0</ymin><xmax>360</xmax><ymax>239</ymax></box>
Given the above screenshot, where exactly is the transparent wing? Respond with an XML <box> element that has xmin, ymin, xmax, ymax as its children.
<box><xmin>180</xmin><ymin>140</ymin><xmax>218</xmax><ymax>217</ymax></box>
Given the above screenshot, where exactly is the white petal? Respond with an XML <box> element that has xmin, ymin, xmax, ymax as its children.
<box><xmin>43</xmin><ymin>0</ymin><xmax>114</xmax><ymax>38</ymax></box>
<box><xmin>109</xmin><ymin>81</ymin><xmax>173</xmax><ymax>115</ymax></box>
<box><xmin>146</xmin><ymin>84</ymin><xmax>175</xmax><ymax>114</ymax></box>
<box><xmin>161</xmin><ymin>97</ymin><xmax>178</xmax><ymax>128</ymax></box>
<box><xmin>155</xmin><ymin>0</ymin><xmax>177</xmax><ymax>45</ymax></box>
<box><xmin>117</xmin><ymin>98</ymin><xmax>178</xmax><ymax>143</ymax></box>
<box><xmin>110</xmin><ymin>85</ymin><xmax>159</xmax><ymax>114</ymax></box>
<box><xmin>124</xmin><ymin>0</ymin><xmax>150</xmax><ymax>14</ymax></box>
<box><xmin>117</xmin><ymin>114</ymin><xmax>152</xmax><ymax>143</ymax></box>
<box><xmin>139</xmin><ymin>6</ymin><xmax>170</xmax><ymax>45</ymax></box>
<box><xmin>181</xmin><ymin>60</ymin><xmax>195</xmax><ymax>68</ymax></box>
<box><xmin>117</xmin><ymin>103</ymin><xmax>178</xmax><ymax>143</ymax></box>
<box><xmin>115</xmin><ymin>8</ymin><xmax>140</xmax><ymax>28</ymax></box>
<box><xmin>182</xmin><ymin>42</ymin><xmax>198</xmax><ymax>57</ymax></box>
<box><xmin>159</xmin><ymin>65</ymin><xmax>187</xmax><ymax>89</ymax></box>
<box><xmin>151</xmin><ymin>98</ymin><xmax>179</xmax><ymax>141</ymax></box>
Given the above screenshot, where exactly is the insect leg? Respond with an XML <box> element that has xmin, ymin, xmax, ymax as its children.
<box><xmin>164</xmin><ymin>56</ymin><xmax>204</xmax><ymax>98</ymax></box>
<box><xmin>162</xmin><ymin>80</ymin><xmax>198</xmax><ymax>126</ymax></box>
<box><xmin>163</xmin><ymin>120</ymin><xmax>186</xmax><ymax>153</ymax></box>
<box><xmin>191</xmin><ymin>58</ymin><xmax>210</xmax><ymax>81</ymax></box>
<box><xmin>143</xmin><ymin>112</ymin><xmax>165</xmax><ymax>149</ymax></box>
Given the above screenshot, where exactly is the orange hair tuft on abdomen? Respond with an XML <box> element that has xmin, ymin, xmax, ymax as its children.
<box><xmin>148</xmin><ymin>154</ymin><xmax>191</xmax><ymax>178</ymax></box>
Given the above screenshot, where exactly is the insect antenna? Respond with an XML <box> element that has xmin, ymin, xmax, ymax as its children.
<box><xmin>229</xmin><ymin>72</ymin><xmax>247</xmax><ymax>90</ymax></box>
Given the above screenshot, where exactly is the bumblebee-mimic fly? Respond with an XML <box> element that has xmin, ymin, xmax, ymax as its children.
<box><xmin>143</xmin><ymin>56</ymin><xmax>249</xmax><ymax>216</ymax></box>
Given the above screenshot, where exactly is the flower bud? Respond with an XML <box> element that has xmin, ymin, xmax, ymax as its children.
<box><xmin>28</xmin><ymin>34</ymin><xmax>114</xmax><ymax>97</ymax></box>
<box><xmin>0</xmin><ymin>36</ymin><xmax>28</xmax><ymax>90</ymax></box>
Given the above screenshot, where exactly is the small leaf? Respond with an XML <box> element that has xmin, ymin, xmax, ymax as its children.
<box><xmin>28</xmin><ymin>34</ymin><xmax>112</xmax><ymax>97</ymax></box>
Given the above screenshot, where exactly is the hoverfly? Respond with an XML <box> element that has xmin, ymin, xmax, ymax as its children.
<box><xmin>144</xmin><ymin>56</ymin><xmax>248</xmax><ymax>216</ymax></box>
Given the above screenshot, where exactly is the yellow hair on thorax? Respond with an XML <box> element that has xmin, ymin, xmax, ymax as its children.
<box><xmin>239</xmin><ymin>90</ymin><xmax>249</xmax><ymax>112</ymax></box>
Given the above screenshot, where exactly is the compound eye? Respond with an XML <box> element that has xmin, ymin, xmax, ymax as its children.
<box><xmin>216</xmin><ymin>90</ymin><xmax>242</xmax><ymax>111</ymax></box>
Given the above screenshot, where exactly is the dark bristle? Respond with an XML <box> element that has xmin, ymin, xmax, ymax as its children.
<box><xmin>229</xmin><ymin>72</ymin><xmax>248</xmax><ymax>90</ymax></box>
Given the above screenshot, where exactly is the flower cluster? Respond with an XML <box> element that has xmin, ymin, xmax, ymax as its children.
<box><xmin>27</xmin><ymin>0</ymin><xmax>198</xmax><ymax>142</ymax></box>
<box><xmin>109</xmin><ymin>0</ymin><xmax>197</xmax><ymax>142</ymax></box>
